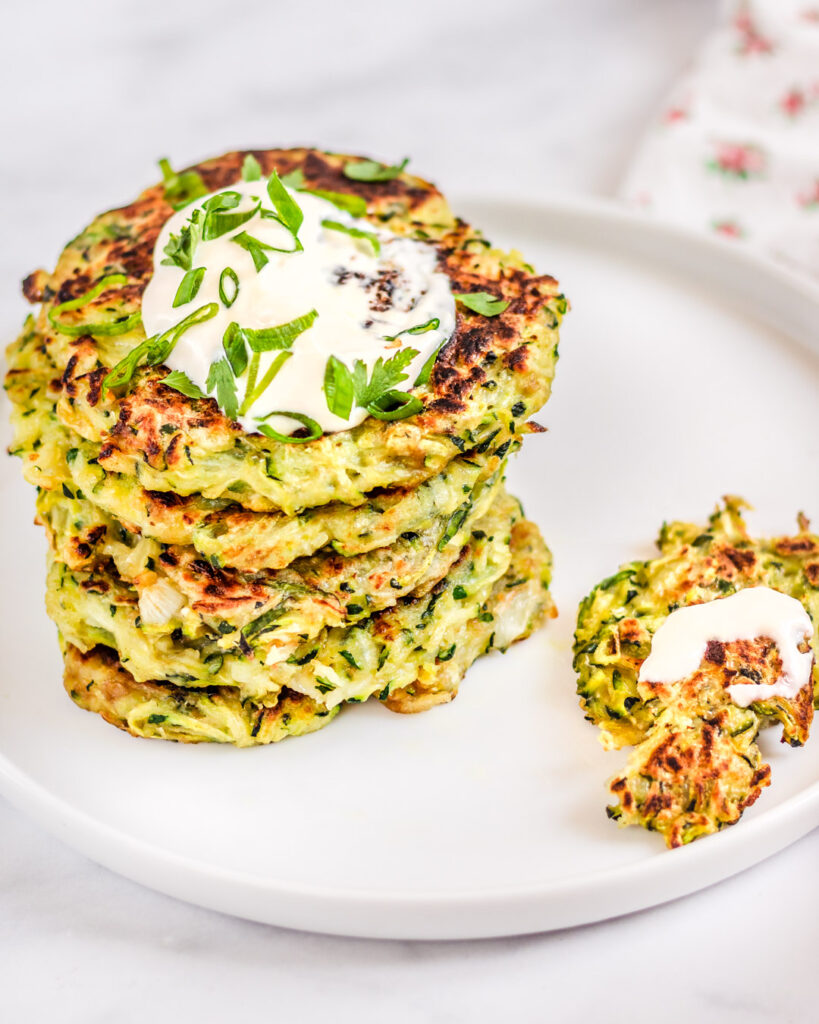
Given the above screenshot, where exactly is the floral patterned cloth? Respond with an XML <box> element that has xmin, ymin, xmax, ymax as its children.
<box><xmin>621</xmin><ymin>1</ymin><xmax>819</xmax><ymax>281</ymax></box>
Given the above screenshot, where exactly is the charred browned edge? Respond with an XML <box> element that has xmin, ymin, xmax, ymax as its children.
<box><xmin>65</xmin><ymin>643</ymin><xmax>322</xmax><ymax>738</ymax></box>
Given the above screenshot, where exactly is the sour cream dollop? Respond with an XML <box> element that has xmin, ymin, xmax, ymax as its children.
<box><xmin>141</xmin><ymin>178</ymin><xmax>456</xmax><ymax>436</ymax></box>
<box><xmin>638</xmin><ymin>586</ymin><xmax>814</xmax><ymax>707</ymax></box>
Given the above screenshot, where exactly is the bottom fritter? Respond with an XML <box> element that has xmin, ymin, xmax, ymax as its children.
<box><xmin>62</xmin><ymin>518</ymin><xmax>556</xmax><ymax>745</ymax></box>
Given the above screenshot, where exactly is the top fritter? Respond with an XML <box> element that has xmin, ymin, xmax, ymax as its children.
<box><xmin>23</xmin><ymin>150</ymin><xmax>565</xmax><ymax>515</ymax></box>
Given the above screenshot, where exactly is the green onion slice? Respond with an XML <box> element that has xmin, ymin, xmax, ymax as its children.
<box><xmin>321</xmin><ymin>219</ymin><xmax>380</xmax><ymax>255</ymax></box>
<box><xmin>218</xmin><ymin>267</ymin><xmax>239</xmax><ymax>308</ymax></box>
<box><xmin>172</xmin><ymin>267</ymin><xmax>205</xmax><ymax>308</ymax></box>
<box><xmin>255</xmin><ymin>411</ymin><xmax>323</xmax><ymax>444</ymax></box>
<box><xmin>103</xmin><ymin>302</ymin><xmax>218</xmax><ymax>393</ymax></box>
<box><xmin>366</xmin><ymin>390</ymin><xmax>423</xmax><ymax>421</ymax></box>
<box><xmin>48</xmin><ymin>274</ymin><xmax>141</xmax><ymax>338</ymax></box>
<box><xmin>323</xmin><ymin>355</ymin><xmax>355</xmax><ymax>420</ymax></box>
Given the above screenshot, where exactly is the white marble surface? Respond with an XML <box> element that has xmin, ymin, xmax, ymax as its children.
<box><xmin>7</xmin><ymin>1</ymin><xmax>818</xmax><ymax>1020</ymax></box>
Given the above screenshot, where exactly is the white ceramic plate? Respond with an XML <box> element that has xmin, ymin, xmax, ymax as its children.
<box><xmin>2</xmin><ymin>197</ymin><xmax>819</xmax><ymax>941</ymax></box>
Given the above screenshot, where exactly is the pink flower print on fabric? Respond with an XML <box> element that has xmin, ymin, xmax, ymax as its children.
<box><xmin>734</xmin><ymin>5</ymin><xmax>775</xmax><ymax>55</ymax></box>
<box><xmin>708</xmin><ymin>143</ymin><xmax>766</xmax><ymax>180</ymax></box>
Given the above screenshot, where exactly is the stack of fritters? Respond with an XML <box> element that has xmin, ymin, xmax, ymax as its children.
<box><xmin>574</xmin><ymin>498</ymin><xmax>819</xmax><ymax>847</ymax></box>
<box><xmin>6</xmin><ymin>148</ymin><xmax>563</xmax><ymax>746</ymax></box>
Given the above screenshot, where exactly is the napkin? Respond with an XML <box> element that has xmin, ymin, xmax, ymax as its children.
<box><xmin>621</xmin><ymin>0</ymin><xmax>819</xmax><ymax>281</ymax></box>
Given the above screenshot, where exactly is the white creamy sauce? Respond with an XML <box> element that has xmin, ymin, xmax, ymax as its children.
<box><xmin>638</xmin><ymin>586</ymin><xmax>813</xmax><ymax>707</ymax></box>
<box><xmin>141</xmin><ymin>179</ymin><xmax>456</xmax><ymax>436</ymax></box>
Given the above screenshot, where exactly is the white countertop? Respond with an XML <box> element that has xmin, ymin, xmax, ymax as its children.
<box><xmin>6</xmin><ymin>1</ymin><xmax>818</xmax><ymax>1020</ymax></box>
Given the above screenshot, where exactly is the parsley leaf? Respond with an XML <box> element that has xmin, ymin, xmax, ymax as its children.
<box><xmin>323</xmin><ymin>347</ymin><xmax>423</xmax><ymax>422</ymax></box>
<box><xmin>241</xmin><ymin>154</ymin><xmax>262</xmax><ymax>181</ymax></box>
<box><xmin>162</xmin><ymin>370</ymin><xmax>205</xmax><ymax>399</ymax></box>
<box><xmin>454</xmin><ymin>291</ymin><xmax>509</xmax><ymax>316</ymax></box>
<box><xmin>356</xmin><ymin>348</ymin><xmax>418</xmax><ymax>406</ymax></box>
<box><xmin>343</xmin><ymin>157</ymin><xmax>409</xmax><ymax>182</ymax></box>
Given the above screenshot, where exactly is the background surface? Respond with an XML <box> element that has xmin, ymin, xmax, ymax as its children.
<box><xmin>4</xmin><ymin>1</ymin><xmax>816</xmax><ymax>1021</ymax></box>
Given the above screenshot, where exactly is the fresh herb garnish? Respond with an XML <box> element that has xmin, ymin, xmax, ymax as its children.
<box><xmin>222</xmin><ymin>322</ymin><xmax>248</xmax><ymax>376</ymax></box>
<box><xmin>206</xmin><ymin>358</ymin><xmax>239</xmax><ymax>420</ymax></box>
<box><xmin>343</xmin><ymin>157</ymin><xmax>409</xmax><ymax>182</ymax></box>
<box><xmin>103</xmin><ymin>303</ymin><xmax>219</xmax><ymax>394</ymax></box>
<box><xmin>322</xmin><ymin>347</ymin><xmax>423</xmax><ymax>422</ymax></box>
<box><xmin>47</xmin><ymin>274</ymin><xmax>141</xmax><ymax>338</ymax></box>
<box><xmin>279</xmin><ymin>168</ymin><xmax>368</xmax><ymax>217</ymax></box>
<box><xmin>201</xmin><ymin>191</ymin><xmax>259</xmax><ymax>241</ymax></box>
<box><xmin>310</xmin><ymin>190</ymin><xmax>367</xmax><ymax>217</ymax></box>
<box><xmin>266</xmin><ymin>169</ymin><xmax>304</xmax><ymax>243</ymax></box>
<box><xmin>255</xmin><ymin>410</ymin><xmax>322</xmax><ymax>444</ymax></box>
<box><xmin>218</xmin><ymin>267</ymin><xmax>239</xmax><ymax>308</ymax></box>
<box><xmin>162</xmin><ymin>370</ymin><xmax>206</xmax><ymax>399</ymax></box>
<box><xmin>324</xmin><ymin>355</ymin><xmax>355</xmax><ymax>420</ymax></box>
<box><xmin>454</xmin><ymin>291</ymin><xmax>509</xmax><ymax>316</ymax></box>
<box><xmin>231</xmin><ymin>230</ymin><xmax>298</xmax><ymax>271</ymax></box>
<box><xmin>241</xmin><ymin>154</ymin><xmax>263</xmax><ymax>181</ymax></box>
<box><xmin>321</xmin><ymin>219</ymin><xmax>380</xmax><ymax>255</ymax></box>
<box><xmin>172</xmin><ymin>267</ymin><xmax>205</xmax><ymax>308</ymax></box>
<box><xmin>161</xmin><ymin>209</ymin><xmax>203</xmax><ymax>272</ymax></box>
<box><xmin>158</xmin><ymin>157</ymin><xmax>208</xmax><ymax>210</ymax></box>
<box><xmin>216</xmin><ymin>311</ymin><xmax>317</xmax><ymax>416</ymax></box>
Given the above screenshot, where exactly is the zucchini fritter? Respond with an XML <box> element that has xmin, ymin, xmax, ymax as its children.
<box><xmin>63</xmin><ymin>517</ymin><xmax>555</xmax><ymax>744</ymax></box>
<box><xmin>574</xmin><ymin>498</ymin><xmax>818</xmax><ymax>847</ymax></box>
<box><xmin>21</xmin><ymin>148</ymin><xmax>564</xmax><ymax>514</ymax></box>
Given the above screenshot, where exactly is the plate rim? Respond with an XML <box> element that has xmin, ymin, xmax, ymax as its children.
<box><xmin>2</xmin><ymin>193</ymin><xmax>818</xmax><ymax>939</ymax></box>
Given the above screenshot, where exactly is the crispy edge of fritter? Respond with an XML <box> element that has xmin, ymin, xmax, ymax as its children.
<box><xmin>573</xmin><ymin>497</ymin><xmax>819</xmax><ymax>751</ymax></box>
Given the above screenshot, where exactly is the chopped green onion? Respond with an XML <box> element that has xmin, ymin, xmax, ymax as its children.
<box><xmin>158</xmin><ymin>157</ymin><xmax>208</xmax><ymax>210</ymax></box>
<box><xmin>454</xmin><ymin>291</ymin><xmax>509</xmax><ymax>316</ymax></box>
<box><xmin>161</xmin><ymin>209</ymin><xmax>202</xmax><ymax>272</ymax></box>
<box><xmin>201</xmin><ymin>191</ymin><xmax>259</xmax><ymax>241</ymax></box>
<box><xmin>310</xmin><ymin>190</ymin><xmax>366</xmax><ymax>217</ymax></box>
<box><xmin>162</xmin><ymin>370</ymin><xmax>205</xmax><ymax>399</ymax></box>
<box><xmin>231</xmin><ymin>230</ymin><xmax>298</xmax><ymax>271</ymax></box>
<box><xmin>239</xmin><ymin>350</ymin><xmax>292</xmax><ymax>415</ymax></box>
<box><xmin>222</xmin><ymin>321</ymin><xmax>248</xmax><ymax>376</ymax></box>
<box><xmin>48</xmin><ymin>274</ymin><xmax>140</xmax><ymax>338</ymax></box>
<box><xmin>385</xmin><ymin>317</ymin><xmax>440</xmax><ymax>344</ymax></box>
<box><xmin>206</xmin><ymin>357</ymin><xmax>239</xmax><ymax>420</ymax></box>
<box><xmin>323</xmin><ymin>355</ymin><xmax>355</xmax><ymax>420</ymax></box>
<box><xmin>241</xmin><ymin>154</ymin><xmax>262</xmax><ymax>181</ymax></box>
<box><xmin>218</xmin><ymin>267</ymin><xmax>239</xmax><ymax>308</ymax></box>
<box><xmin>266</xmin><ymin>169</ymin><xmax>304</xmax><ymax>240</ymax></box>
<box><xmin>413</xmin><ymin>338</ymin><xmax>448</xmax><ymax>387</ymax></box>
<box><xmin>321</xmin><ymin>219</ymin><xmax>380</xmax><ymax>255</ymax></box>
<box><xmin>242</xmin><ymin>309</ymin><xmax>318</xmax><ymax>352</ymax></box>
<box><xmin>103</xmin><ymin>302</ymin><xmax>218</xmax><ymax>393</ymax></box>
<box><xmin>366</xmin><ymin>390</ymin><xmax>423</xmax><ymax>421</ymax></box>
<box><xmin>255</xmin><ymin>411</ymin><xmax>322</xmax><ymax>444</ymax></box>
<box><xmin>172</xmin><ymin>267</ymin><xmax>205</xmax><ymax>308</ymax></box>
<box><xmin>343</xmin><ymin>157</ymin><xmax>409</xmax><ymax>182</ymax></box>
